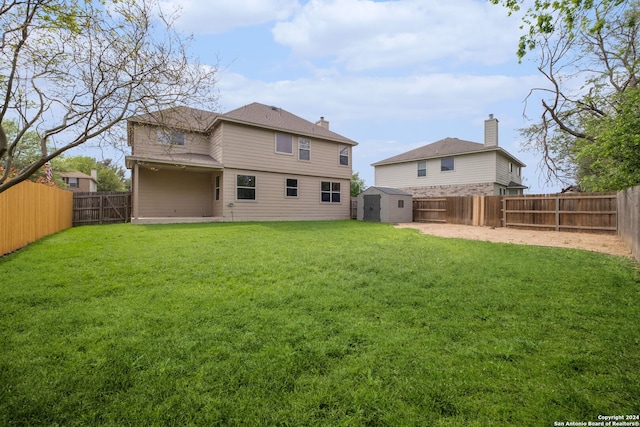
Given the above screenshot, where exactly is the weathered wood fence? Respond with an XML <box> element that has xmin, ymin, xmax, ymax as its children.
<box><xmin>502</xmin><ymin>193</ymin><xmax>616</xmax><ymax>233</ymax></box>
<box><xmin>414</xmin><ymin>193</ymin><xmax>618</xmax><ymax>234</ymax></box>
<box><xmin>617</xmin><ymin>185</ymin><xmax>640</xmax><ymax>262</ymax></box>
<box><xmin>73</xmin><ymin>192</ymin><xmax>131</xmax><ymax>226</ymax></box>
<box><xmin>413</xmin><ymin>196</ymin><xmax>502</xmax><ymax>227</ymax></box>
<box><xmin>0</xmin><ymin>181</ymin><xmax>73</xmax><ymax>257</ymax></box>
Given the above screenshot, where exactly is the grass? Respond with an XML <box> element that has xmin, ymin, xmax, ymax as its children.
<box><xmin>0</xmin><ymin>220</ymin><xmax>639</xmax><ymax>426</ymax></box>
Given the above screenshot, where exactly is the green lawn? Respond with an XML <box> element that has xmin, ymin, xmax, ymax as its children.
<box><xmin>1</xmin><ymin>221</ymin><xmax>638</xmax><ymax>426</ymax></box>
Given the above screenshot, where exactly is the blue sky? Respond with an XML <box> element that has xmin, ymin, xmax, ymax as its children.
<box><xmin>86</xmin><ymin>0</ymin><xmax>563</xmax><ymax>193</ymax></box>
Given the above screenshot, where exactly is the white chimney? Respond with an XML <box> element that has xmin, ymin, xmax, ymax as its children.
<box><xmin>315</xmin><ymin>116</ymin><xmax>329</xmax><ymax>130</ymax></box>
<box><xmin>484</xmin><ymin>114</ymin><xmax>498</xmax><ymax>147</ymax></box>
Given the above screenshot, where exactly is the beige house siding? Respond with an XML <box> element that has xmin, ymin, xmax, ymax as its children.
<box><xmin>210</xmin><ymin>123</ymin><xmax>223</xmax><ymax>163</ymax></box>
<box><xmin>222</xmin><ymin>169</ymin><xmax>350</xmax><ymax>221</ymax></box>
<box><xmin>221</xmin><ymin>123</ymin><xmax>351</xmax><ymax>180</ymax></box>
<box><xmin>137</xmin><ymin>168</ymin><xmax>213</xmax><ymax>217</ymax></box>
<box><xmin>496</xmin><ymin>154</ymin><xmax>523</xmax><ymax>186</ymax></box>
<box><xmin>376</xmin><ymin>152</ymin><xmax>497</xmax><ymax>188</ymax></box>
<box><xmin>131</xmin><ymin>124</ymin><xmax>210</xmax><ymax>157</ymax></box>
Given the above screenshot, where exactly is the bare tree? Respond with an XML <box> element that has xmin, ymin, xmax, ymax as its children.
<box><xmin>493</xmin><ymin>0</ymin><xmax>639</xmax><ymax>189</ymax></box>
<box><xmin>0</xmin><ymin>0</ymin><xmax>218</xmax><ymax>193</ymax></box>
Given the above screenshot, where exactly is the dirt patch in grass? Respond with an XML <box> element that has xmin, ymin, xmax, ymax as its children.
<box><xmin>395</xmin><ymin>223</ymin><xmax>633</xmax><ymax>258</ymax></box>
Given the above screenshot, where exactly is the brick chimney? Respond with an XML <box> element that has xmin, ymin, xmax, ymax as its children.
<box><xmin>315</xmin><ymin>116</ymin><xmax>329</xmax><ymax>130</ymax></box>
<box><xmin>484</xmin><ymin>114</ymin><xmax>498</xmax><ymax>147</ymax></box>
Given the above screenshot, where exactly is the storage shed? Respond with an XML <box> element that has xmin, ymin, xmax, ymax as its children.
<box><xmin>357</xmin><ymin>187</ymin><xmax>413</xmax><ymax>223</ymax></box>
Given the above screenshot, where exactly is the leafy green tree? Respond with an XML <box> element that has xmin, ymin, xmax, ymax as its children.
<box><xmin>0</xmin><ymin>0</ymin><xmax>218</xmax><ymax>194</ymax></box>
<box><xmin>490</xmin><ymin>0</ymin><xmax>627</xmax><ymax>60</ymax></box>
<box><xmin>576</xmin><ymin>88</ymin><xmax>640</xmax><ymax>191</ymax></box>
<box><xmin>0</xmin><ymin>119</ymin><xmax>65</xmax><ymax>185</ymax></box>
<box><xmin>351</xmin><ymin>172</ymin><xmax>366</xmax><ymax>197</ymax></box>
<box><xmin>492</xmin><ymin>0</ymin><xmax>639</xmax><ymax>190</ymax></box>
<box><xmin>59</xmin><ymin>156</ymin><xmax>128</xmax><ymax>192</ymax></box>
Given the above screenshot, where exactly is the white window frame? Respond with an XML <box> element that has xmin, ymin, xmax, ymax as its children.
<box><xmin>286</xmin><ymin>178</ymin><xmax>298</xmax><ymax>197</ymax></box>
<box><xmin>275</xmin><ymin>133</ymin><xmax>293</xmax><ymax>155</ymax></box>
<box><xmin>215</xmin><ymin>175</ymin><xmax>220</xmax><ymax>201</ymax></box>
<box><xmin>339</xmin><ymin>146</ymin><xmax>349</xmax><ymax>166</ymax></box>
<box><xmin>298</xmin><ymin>138</ymin><xmax>310</xmax><ymax>161</ymax></box>
<box><xmin>417</xmin><ymin>161</ymin><xmax>426</xmax><ymax>177</ymax></box>
<box><xmin>441</xmin><ymin>157</ymin><xmax>454</xmax><ymax>172</ymax></box>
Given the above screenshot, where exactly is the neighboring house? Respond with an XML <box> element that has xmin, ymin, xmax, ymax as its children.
<box><xmin>372</xmin><ymin>115</ymin><xmax>527</xmax><ymax>196</ymax></box>
<box><xmin>60</xmin><ymin>170</ymin><xmax>98</xmax><ymax>192</ymax></box>
<box><xmin>125</xmin><ymin>103</ymin><xmax>358</xmax><ymax>223</ymax></box>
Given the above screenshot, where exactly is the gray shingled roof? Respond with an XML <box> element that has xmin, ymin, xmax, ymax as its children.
<box><xmin>128</xmin><ymin>103</ymin><xmax>357</xmax><ymax>145</ymax></box>
<box><xmin>372</xmin><ymin>137</ymin><xmax>525</xmax><ymax>166</ymax></box>
<box><xmin>368</xmin><ymin>186</ymin><xmax>413</xmax><ymax>196</ymax></box>
<box><xmin>126</xmin><ymin>153</ymin><xmax>222</xmax><ymax>170</ymax></box>
<box><xmin>219</xmin><ymin>103</ymin><xmax>357</xmax><ymax>145</ymax></box>
<box><xmin>128</xmin><ymin>106</ymin><xmax>219</xmax><ymax>133</ymax></box>
<box><xmin>59</xmin><ymin>171</ymin><xmax>96</xmax><ymax>180</ymax></box>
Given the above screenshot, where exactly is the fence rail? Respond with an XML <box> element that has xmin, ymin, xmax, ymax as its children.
<box><xmin>73</xmin><ymin>192</ymin><xmax>131</xmax><ymax>226</ymax></box>
<box><xmin>0</xmin><ymin>181</ymin><xmax>73</xmax><ymax>257</ymax></box>
<box><xmin>502</xmin><ymin>194</ymin><xmax>617</xmax><ymax>233</ymax></box>
<box><xmin>413</xmin><ymin>193</ymin><xmax>618</xmax><ymax>234</ymax></box>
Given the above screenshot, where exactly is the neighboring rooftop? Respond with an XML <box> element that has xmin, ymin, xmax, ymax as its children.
<box><xmin>372</xmin><ymin>137</ymin><xmax>526</xmax><ymax>167</ymax></box>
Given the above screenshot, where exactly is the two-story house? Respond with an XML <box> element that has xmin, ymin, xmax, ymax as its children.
<box><xmin>60</xmin><ymin>170</ymin><xmax>98</xmax><ymax>192</ymax></box>
<box><xmin>125</xmin><ymin>103</ymin><xmax>357</xmax><ymax>223</ymax></box>
<box><xmin>372</xmin><ymin>115</ymin><xmax>527</xmax><ymax>196</ymax></box>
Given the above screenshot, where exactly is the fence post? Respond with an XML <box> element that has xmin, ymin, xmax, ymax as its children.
<box><xmin>99</xmin><ymin>194</ymin><xmax>104</xmax><ymax>225</ymax></box>
<box><xmin>502</xmin><ymin>197</ymin><xmax>507</xmax><ymax>228</ymax></box>
<box><xmin>555</xmin><ymin>196</ymin><xmax>560</xmax><ymax>231</ymax></box>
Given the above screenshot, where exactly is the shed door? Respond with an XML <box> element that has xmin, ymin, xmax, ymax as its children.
<box><xmin>363</xmin><ymin>194</ymin><xmax>381</xmax><ymax>222</ymax></box>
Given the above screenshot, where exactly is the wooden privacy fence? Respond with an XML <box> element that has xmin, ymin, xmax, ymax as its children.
<box><xmin>73</xmin><ymin>192</ymin><xmax>131</xmax><ymax>226</ymax></box>
<box><xmin>413</xmin><ymin>196</ymin><xmax>502</xmax><ymax>227</ymax></box>
<box><xmin>413</xmin><ymin>193</ymin><xmax>617</xmax><ymax>234</ymax></box>
<box><xmin>0</xmin><ymin>181</ymin><xmax>73</xmax><ymax>257</ymax></box>
<box><xmin>503</xmin><ymin>193</ymin><xmax>617</xmax><ymax>233</ymax></box>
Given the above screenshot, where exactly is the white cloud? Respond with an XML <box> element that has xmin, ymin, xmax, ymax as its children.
<box><xmin>272</xmin><ymin>0</ymin><xmax>522</xmax><ymax>71</ymax></box>
<box><xmin>158</xmin><ymin>0</ymin><xmax>300</xmax><ymax>34</ymax></box>
<box><xmin>217</xmin><ymin>70</ymin><xmax>543</xmax><ymax>123</ymax></box>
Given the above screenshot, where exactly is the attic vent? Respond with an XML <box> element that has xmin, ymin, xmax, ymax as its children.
<box><xmin>270</xmin><ymin>106</ymin><xmax>278</xmax><ymax>111</ymax></box>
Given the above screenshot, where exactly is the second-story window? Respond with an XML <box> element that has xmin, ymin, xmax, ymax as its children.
<box><xmin>299</xmin><ymin>138</ymin><xmax>310</xmax><ymax>161</ymax></box>
<box><xmin>441</xmin><ymin>157</ymin><xmax>454</xmax><ymax>171</ymax></box>
<box><xmin>276</xmin><ymin>133</ymin><xmax>293</xmax><ymax>154</ymax></box>
<box><xmin>417</xmin><ymin>161</ymin><xmax>426</xmax><ymax>177</ymax></box>
<box><xmin>157</xmin><ymin>129</ymin><xmax>185</xmax><ymax>145</ymax></box>
<box><xmin>339</xmin><ymin>146</ymin><xmax>349</xmax><ymax>166</ymax></box>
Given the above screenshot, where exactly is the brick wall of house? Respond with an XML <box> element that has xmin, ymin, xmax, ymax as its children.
<box><xmin>400</xmin><ymin>182</ymin><xmax>496</xmax><ymax>197</ymax></box>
